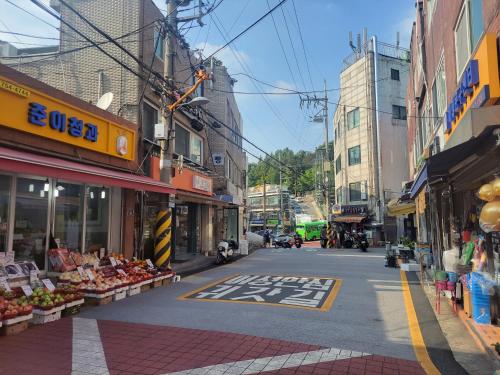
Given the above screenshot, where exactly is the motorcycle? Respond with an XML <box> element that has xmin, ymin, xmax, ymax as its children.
<box><xmin>216</xmin><ymin>239</ymin><xmax>238</xmax><ymax>264</ymax></box>
<box><xmin>343</xmin><ymin>233</ymin><xmax>353</xmax><ymax>248</ymax></box>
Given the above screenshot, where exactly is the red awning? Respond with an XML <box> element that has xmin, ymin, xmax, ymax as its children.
<box><xmin>0</xmin><ymin>146</ymin><xmax>175</xmax><ymax>194</ymax></box>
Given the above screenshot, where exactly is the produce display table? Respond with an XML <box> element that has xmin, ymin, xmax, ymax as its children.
<box><xmin>84</xmin><ymin>290</ymin><xmax>115</xmax><ymax>306</ymax></box>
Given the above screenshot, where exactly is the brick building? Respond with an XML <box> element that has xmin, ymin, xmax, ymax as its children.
<box><xmin>406</xmin><ymin>0</ymin><xmax>500</xmax><ymax>269</ymax></box>
<box><xmin>0</xmin><ymin>0</ymin><xmax>247</xmax><ymax>264</ymax></box>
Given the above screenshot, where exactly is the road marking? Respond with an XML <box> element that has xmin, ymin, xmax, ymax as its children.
<box><xmin>178</xmin><ymin>274</ymin><xmax>342</xmax><ymax>312</ymax></box>
<box><xmin>400</xmin><ymin>270</ymin><xmax>441</xmax><ymax>375</ymax></box>
<box><xmin>71</xmin><ymin>318</ymin><xmax>110</xmax><ymax>375</ymax></box>
<box><xmin>165</xmin><ymin>346</ymin><xmax>368</xmax><ymax>375</ymax></box>
<box><xmin>317</xmin><ymin>254</ymin><xmax>385</xmax><ymax>258</ymax></box>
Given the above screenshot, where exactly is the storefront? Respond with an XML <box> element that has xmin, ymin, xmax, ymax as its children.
<box><xmin>0</xmin><ymin>65</ymin><xmax>175</xmax><ymax>273</ymax></box>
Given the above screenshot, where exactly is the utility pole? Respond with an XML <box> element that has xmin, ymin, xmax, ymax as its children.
<box><xmin>300</xmin><ymin>80</ymin><xmax>331</xmax><ymax>220</ymax></box>
<box><xmin>263</xmin><ymin>179</ymin><xmax>267</xmax><ymax>231</ymax></box>
<box><xmin>279</xmin><ymin>154</ymin><xmax>283</xmax><ymax>231</ymax></box>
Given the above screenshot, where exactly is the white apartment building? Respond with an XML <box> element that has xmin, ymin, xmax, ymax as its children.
<box><xmin>333</xmin><ymin>37</ymin><xmax>410</xmax><ymax>243</ymax></box>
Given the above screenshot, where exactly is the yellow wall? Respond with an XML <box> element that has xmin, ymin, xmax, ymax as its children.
<box><xmin>0</xmin><ymin>75</ymin><xmax>136</xmax><ymax>161</ymax></box>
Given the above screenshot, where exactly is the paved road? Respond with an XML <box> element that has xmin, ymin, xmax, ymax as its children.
<box><xmin>1</xmin><ymin>247</ymin><xmax>438</xmax><ymax>374</ymax></box>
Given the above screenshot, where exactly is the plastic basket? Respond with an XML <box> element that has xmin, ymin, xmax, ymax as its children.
<box><xmin>447</xmin><ymin>272</ymin><xmax>457</xmax><ymax>282</ymax></box>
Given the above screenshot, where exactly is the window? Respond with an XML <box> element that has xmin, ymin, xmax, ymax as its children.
<box><xmin>347</xmin><ymin>108</ymin><xmax>360</xmax><ymax>129</ymax></box>
<box><xmin>54</xmin><ymin>182</ymin><xmax>84</xmax><ymax>252</ymax></box>
<box><xmin>266</xmin><ymin>196</ymin><xmax>279</xmax><ymax>206</ymax></box>
<box><xmin>427</xmin><ymin>0</ymin><xmax>436</xmax><ymax>29</ymax></box>
<box><xmin>175</xmin><ymin>124</ymin><xmax>190</xmax><ymax>159</ymax></box>
<box><xmin>142</xmin><ymin>102</ymin><xmax>159</xmax><ymax>142</ymax></box>
<box><xmin>154</xmin><ymin>28</ymin><xmax>164</xmax><ymax>60</ymax></box>
<box><xmin>336</xmin><ymin>187</ymin><xmax>343</xmax><ymax>205</ymax></box>
<box><xmin>392</xmin><ymin>105</ymin><xmax>407</xmax><ymax>120</ymax></box>
<box><xmin>85</xmin><ymin>186</ymin><xmax>109</xmax><ymax>253</ymax></box>
<box><xmin>469</xmin><ymin>0</ymin><xmax>484</xmax><ymax>51</ymax></box>
<box><xmin>336</xmin><ymin>120</ymin><xmax>342</xmax><ymax>142</ymax></box>
<box><xmin>335</xmin><ymin>155</ymin><xmax>341</xmax><ymax>175</ymax></box>
<box><xmin>455</xmin><ymin>0</ymin><xmax>484</xmax><ymax>79</ymax></box>
<box><xmin>13</xmin><ymin>178</ymin><xmax>48</xmax><ymax>270</ymax></box>
<box><xmin>391</xmin><ymin>68</ymin><xmax>400</xmax><ymax>81</ymax></box>
<box><xmin>190</xmin><ymin>134</ymin><xmax>202</xmax><ymax>164</ymax></box>
<box><xmin>348</xmin><ymin>145</ymin><xmax>361</xmax><ymax>165</ymax></box>
<box><xmin>349</xmin><ymin>182</ymin><xmax>361</xmax><ymax>202</ymax></box>
<box><xmin>249</xmin><ymin>197</ymin><xmax>263</xmax><ymax>207</ymax></box>
<box><xmin>432</xmin><ymin>56</ymin><xmax>446</xmax><ymax>126</ymax></box>
<box><xmin>0</xmin><ymin>175</ymin><xmax>10</xmax><ymax>252</ymax></box>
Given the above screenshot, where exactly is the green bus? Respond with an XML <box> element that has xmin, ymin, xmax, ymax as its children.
<box><xmin>295</xmin><ymin>220</ymin><xmax>327</xmax><ymax>241</ymax></box>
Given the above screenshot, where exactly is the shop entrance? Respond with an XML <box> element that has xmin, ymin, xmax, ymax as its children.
<box><xmin>174</xmin><ymin>203</ymin><xmax>201</xmax><ymax>262</ymax></box>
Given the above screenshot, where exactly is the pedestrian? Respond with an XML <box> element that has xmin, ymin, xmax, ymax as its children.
<box><xmin>263</xmin><ymin>230</ymin><xmax>270</xmax><ymax>248</ymax></box>
<box><xmin>332</xmin><ymin>229</ymin><xmax>338</xmax><ymax>248</ymax></box>
<box><xmin>339</xmin><ymin>227</ymin><xmax>345</xmax><ymax>248</ymax></box>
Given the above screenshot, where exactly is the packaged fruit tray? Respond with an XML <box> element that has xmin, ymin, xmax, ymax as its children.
<box><xmin>33</xmin><ymin>305</ymin><xmax>65</xmax><ymax>316</ymax></box>
<box><xmin>3</xmin><ymin>313</ymin><xmax>33</xmax><ymax>326</ymax></box>
<box><xmin>65</xmin><ymin>299</ymin><xmax>84</xmax><ymax>308</ymax></box>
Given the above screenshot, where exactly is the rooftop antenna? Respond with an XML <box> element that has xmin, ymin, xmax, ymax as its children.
<box><xmin>396</xmin><ymin>31</ymin><xmax>400</xmax><ymax>51</ymax></box>
<box><xmin>356</xmin><ymin>33</ymin><xmax>361</xmax><ymax>54</ymax></box>
<box><xmin>349</xmin><ymin>31</ymin><xmax>356</xmax><ymax>53</ymax></box>
<box><xmin>363</xmin><ymin>28</ymin><xmax>368</xmax><ymax>52</ymax></box>
<box><xmin>96</xmin><ymin>92</ymin><xmax>113</xmax><ymax>110</ymax></box>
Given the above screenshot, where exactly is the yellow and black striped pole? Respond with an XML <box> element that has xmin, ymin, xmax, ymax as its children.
<box><xmin>327</xmin><ymin>222</ymin><xmax>334</xmax><ymax>248</ymax></box>
<box><xmin>154</xmin><ymin>208</ymin><xmax>172</xmax><ymax>269</ymax></box>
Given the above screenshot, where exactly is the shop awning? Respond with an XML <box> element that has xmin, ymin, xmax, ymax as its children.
<box><xmin>176</xmin><ymin>190</ymin><xmax>234</xmax><ymax>206</ymax></box>
<box><xmin>333</xmin><ymin>215</ymin><xmax>366</xmax><ymax>223</ymax></box>
<box><xmin>409</xmin><ymin>165</ymin><xmax>427</xmax><ymax>199</ymax></box>
<box><xmin>386</xmin><ymin>198</ymin><xmax>416</xmax><ymax>217</ymax></box>
<box><xmin>0</xmin><ymin>146</ymin><xmax>176</xmax><ymax>194</ymax></box>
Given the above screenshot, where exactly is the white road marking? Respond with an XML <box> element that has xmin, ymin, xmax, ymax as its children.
<box><xmin>317</xmin><ymin>254</ymin><xmax>385</xmax><ymax>258</ymax></box>
<box><xmin>72</xmin><ymin>318</ymin><xmax>110</xmax><ymax>375</ymax></box>
<box><xmin>165</xmin><ymin>347</ymin><xmax>369</xmax><ymax>374</ymax></box>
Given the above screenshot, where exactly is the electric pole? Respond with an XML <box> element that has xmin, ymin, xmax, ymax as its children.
<box><xmin>279</xmin><ymin>154</ymin><xmax>283</xmax><ymax>231</ymax></box>
<box><xmin>300</xmin><ymin>80</ymin><xmax>332</xmax><ymax>220</ymax></box>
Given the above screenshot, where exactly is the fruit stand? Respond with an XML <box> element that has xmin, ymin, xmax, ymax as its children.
<box><xmin>0</xmin><ymin>250</ymin><xmax>175</xmax><ymax>336</ymax></box>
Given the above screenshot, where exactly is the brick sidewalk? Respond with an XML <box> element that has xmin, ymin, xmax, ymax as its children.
<box><xmin>0</xmin><ymin>318</ymin><xmax>426</xmax><ymax>374</ymax></box>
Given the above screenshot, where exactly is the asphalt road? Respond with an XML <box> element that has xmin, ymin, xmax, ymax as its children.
<box><xmin>81</xmin><ymin>246</ymin><xmax>416</xmax><ymax>361</ymax></box>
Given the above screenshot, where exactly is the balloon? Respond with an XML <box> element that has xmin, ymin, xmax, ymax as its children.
<box><xmin>493</xmin><ymin>178</ymin><xmax>500</xmax><ymax>197</ymax></box>
<box><xmin>479</xmin><ymin>199</ymin><xmax>500</xmax><ymax>233</ymax></box>
<box><xmin>478</xmin><ymin>184</ymin><xmax>496</xmax><ymax>202</ymax></box>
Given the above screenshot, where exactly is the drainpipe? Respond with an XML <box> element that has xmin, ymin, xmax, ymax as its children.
<box><xmin>371</xmin><ymin>36</ymin><xmax>384</xmax><ymax>225</ymax></box>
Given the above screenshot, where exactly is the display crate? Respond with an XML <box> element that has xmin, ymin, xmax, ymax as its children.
<box><xmin>113</xmin><ymin>290</ymin><xmax>127</xmax><ymax>301</ymax></box>
<box><xmin>1</xmin><ymin>318</ymin><xmax>30</xmax><ymax>336</ymax></box>
<box><xmin>31</xmin><ymin>310</ymin><xmax>62</xmax><ymax>325</ymax></box>
<box><xmin>127</xmin><ymin>285</ymin><xmax>141</xmax><ymax>296</ymax></box>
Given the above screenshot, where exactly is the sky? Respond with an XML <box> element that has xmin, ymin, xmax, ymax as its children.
<box><xmin>0</xmin><ymin>0</ymin><xmax>416</xmax><ymax>160</ymax></box>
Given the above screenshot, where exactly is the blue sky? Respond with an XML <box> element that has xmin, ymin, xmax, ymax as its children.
<box><xmin>0</xmin><ymin>0</ymin><xmax>415</xmax><ymax>159</ymax></box>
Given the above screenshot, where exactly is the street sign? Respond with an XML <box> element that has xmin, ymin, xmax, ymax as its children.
<box><xmin>180</xmin><ymin>274</ymin><xmax>342</xmax><ymax>311</ymax></box>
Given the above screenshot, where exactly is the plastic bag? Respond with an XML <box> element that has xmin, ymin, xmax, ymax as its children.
<box><xmin>468</xmin><ymin>272</ymin><xmax>497</xmax><ymax>296</ymax></box>
<box><xmin>460</xmin><ymin>241</ymin><xmax>475</xmax><ymax>265</ymax></box>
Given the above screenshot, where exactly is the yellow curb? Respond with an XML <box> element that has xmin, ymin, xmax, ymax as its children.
<box><xmin>400</xmin><ymin>270</ymin><xmax>441</xmax><ymax>375</ymax></box>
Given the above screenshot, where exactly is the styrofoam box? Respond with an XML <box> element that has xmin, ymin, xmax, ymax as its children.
<box><xmin>113</xmin><ymin>290</ymin><xmax>127</xmax><ymax>301</ymax></box>
<box><xmin>3</xmin><ymin>313</ymin><xmax>33</xmax><ymax>326</ymax></box>
<box><xmin>400</xmin><ymin>263</ymin><xmax>420</xmax><ymax>272</ymax></box>
<box><xmin>127</xmin><ymin>286</ymin><xmax>141</xmax><ymax>296</ymax></box>
<box><xmin>31</xmin><ymin>310</ymin><xmax>61</xmax><ymax>325</ymax></box>
<box><xmin>65</xmin><ymin>299</ymin><xmax>84</xmax><ymax>308</ymax></box>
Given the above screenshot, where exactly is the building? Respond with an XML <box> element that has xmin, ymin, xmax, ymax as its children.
<box><xmin>247</xmin><ymin>185</ymin><xmax>292</xmax><ymax>232</ymax></box>
<box><xmin>0</xmin><ymin>64</ymin><xmax>175</xmax><ymax>271</ymax></box>
<box><xmin>204</xmin><ymin>57</ymin><xmax>247</xmax><ymax>245</ymax></box>
<box><xmin>332</xmin><ymin>34</ymin><xmax>410</xmax><ymax>243</ymax></box>
<box><xmin>0</xmin><ymin>0</ymin><xmax>246</xmax><ymax>264</ymax></box>
<box><xmin>406</xmin><ymin>0</ymin><xmax>500</xmax><ymax>272</ymax></box>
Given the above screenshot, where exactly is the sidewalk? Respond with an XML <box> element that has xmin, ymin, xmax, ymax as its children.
<box><xmin>418</xmin><ymin>271</ymin><xmax>500</xmax><ymax>374</ymax></box>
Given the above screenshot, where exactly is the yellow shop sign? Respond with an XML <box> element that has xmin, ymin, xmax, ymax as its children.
<box><xmin>445</xmin><ymin>33</ymin><xmax>500</xmax><ymax>141</ymax></box>
<box><xmin>0</xmin><ymin>75</ymin><xmax>136</xmax><ymax>161</ymax></box>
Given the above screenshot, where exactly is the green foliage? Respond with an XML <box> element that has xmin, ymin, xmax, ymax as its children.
<box><xmin>247</xmin><ymin>146</ymin><xmax>323</xmax><ymax>195</ymax></box>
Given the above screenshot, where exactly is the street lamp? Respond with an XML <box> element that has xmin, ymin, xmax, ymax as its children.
<box><xmin>178</xmin><ymin>96</ymin><xmax>210</xmax><ymax>108</ymax></box>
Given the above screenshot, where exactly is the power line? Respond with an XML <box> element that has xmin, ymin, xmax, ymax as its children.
<box><xmin>278</xmin><ymin>1</ymin><xmax>306</xmax><ymax>91</ymax></box>
<box><xmin>266</xmin><ymin>0</ymin><xmax>299</xmax><ymax>91</ymax></box>
<box><xmin>290</xmin><ymin>0</ymin><xmax>315</xmax><ymax>91</ymax></box>
<box><xmin>179</xmin><ymin>0</ymin><xmax>289</xmax><ymax>73</ymax></box>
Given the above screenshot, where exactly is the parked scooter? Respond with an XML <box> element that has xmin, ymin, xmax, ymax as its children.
<box><xmin>343</xmin><ymin>233</ymin><xmax>354</xmax><ymax>248</ymax></box>
<box><xmin>216</xmin><ymin>239</ymin><xmax>238</xmax><ymax>264</ymax></box>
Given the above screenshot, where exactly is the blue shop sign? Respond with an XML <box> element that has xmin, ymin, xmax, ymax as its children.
<box><xmin>445</xmin><ymin>60</ymin><xmax>480</xmax><ymax>133</ymax></box>
<box><xmin>28</xmin><ymin>102</ymin><xmax>98</xmax><ymax>142</ymax></box>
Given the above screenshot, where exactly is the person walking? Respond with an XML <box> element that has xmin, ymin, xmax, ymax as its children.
<box><xmin>263</xmin><ymin>230</ymin><xmax>270</xmax><ymax>248</ymax></box>
<box><xmin>332</xmin><ymin>229</ymin><xmax>338</xmax><ymax>248</ymax></box>
<box><xmin>339</xmin><ymin>227</ymin><xmax>345</xmax><ymax>248</ymax></box>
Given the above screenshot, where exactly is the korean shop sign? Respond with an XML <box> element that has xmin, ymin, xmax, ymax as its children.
<box><xmin>0</xmin><ymin>75</ymin><xmax>136</xmax><ymax>160</ymax></box>
<box><xmin>179</xmin><ymin>274</ymin><xmax>342</xmax><ymax>312</ymax></box>
<box><xmin>445</xmin><ymin>33</ymin><xmax>500</xmax><ymax>141</ymax></box>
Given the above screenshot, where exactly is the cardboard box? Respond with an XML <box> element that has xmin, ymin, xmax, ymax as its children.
<box><xmin>0</xmin><ymin>320</ymin><xmax>28</xmax><ymax>336</ymax></box>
